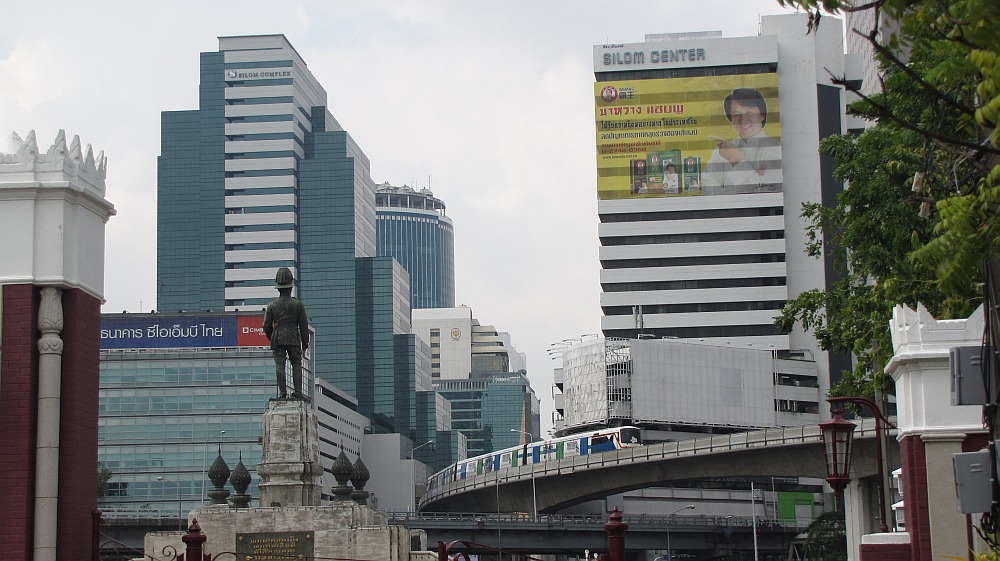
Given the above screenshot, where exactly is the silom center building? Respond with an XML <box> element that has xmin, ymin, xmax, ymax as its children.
<box><xmin>593</xmin><ymin>14</ymin><xmax>858</xmax><ymax>407</ymax></box>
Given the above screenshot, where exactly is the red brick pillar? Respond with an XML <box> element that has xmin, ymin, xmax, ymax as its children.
<box><xmin>57</xmin><ymin>288</ymin><xmax>102</xmax><ymax>561</ymax></box>
<box><xmin>0</xmin><ymin>284</ymin><xmax>39</xmax><ymax>561</ymax></box>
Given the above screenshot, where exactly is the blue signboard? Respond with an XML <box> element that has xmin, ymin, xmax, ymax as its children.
<box><xmin>100</xmin><ymin>314</ymin><xmax>269</xmax><ymax>350</ymax></box>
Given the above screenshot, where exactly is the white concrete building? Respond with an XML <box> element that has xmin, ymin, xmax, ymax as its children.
<box><xmin>411</xmin><ymin>306</ymin><xmax>521</xmax><ymax>381</ymax></box>
<box><xmin>594</xmin><ymin>14</ymin><xmax>862</xmax><ymax>407</ymax></box>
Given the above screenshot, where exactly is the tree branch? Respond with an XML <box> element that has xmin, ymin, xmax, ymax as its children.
<box><xmin>828</xmin><ymin>69</ymin><xmax>998</xmax><ymax>156</ymax></box>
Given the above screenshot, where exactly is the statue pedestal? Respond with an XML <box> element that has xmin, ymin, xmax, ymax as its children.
<box><xmin>257</xmin><ymin>400</ymin><xmax>324</xmax><ymax>507</ymax></box>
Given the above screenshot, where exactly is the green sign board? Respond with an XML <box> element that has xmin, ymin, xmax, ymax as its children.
<box><xmin>236</xmin><ymin>532</ymin><xmax>313</xmax><ymax>561</ymax></box>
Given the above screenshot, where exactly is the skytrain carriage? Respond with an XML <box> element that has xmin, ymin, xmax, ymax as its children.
<box><xmin>427</xmin><ymin>426</ymin><xmax>643</xmax><ymax>491</ymax></box>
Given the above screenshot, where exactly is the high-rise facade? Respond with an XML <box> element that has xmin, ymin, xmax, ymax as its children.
<box><xmin>97</xmin><ymin>312</ymin><xmax>320</xmax><ymax>516</ymax></box>
<box><xmin>376</xmin><ymin>183</ymin><xmax>455</xmax><ymax>310</ymax></box>
<box><xmin>594</xmin><ymin>14</ymin><xmax>856</xmax><ymax>400</ymax></box>
<box><xmin>157</xmin><ymin>35</ymin><xmax>424</xmax><ymax>437</ymax></box>
<box><xmin>412</xmin><ymin>307</ymin><xmax>540</xmax><ymax>456</ymax></box>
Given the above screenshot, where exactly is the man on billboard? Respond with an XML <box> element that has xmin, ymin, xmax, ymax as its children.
<box><xmin>703</xmin><ymin>88</ymin><xmax>781</xmax><ymax>194</ymax></box>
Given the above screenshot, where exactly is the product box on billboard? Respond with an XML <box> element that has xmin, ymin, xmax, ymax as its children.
<box><xmin>630</xmin><ymin>159</ymin><xmax>648</xmax><ymax>194</ymax></box>
<box><xmin>683</xmin><ymin>155</ymin><xmax>702</xmax><ymax>193</ymax></box>
<box><xmin>647</xmin><ymin>150</ymin><xmax>681</xmax><ymax>194</ymax></box>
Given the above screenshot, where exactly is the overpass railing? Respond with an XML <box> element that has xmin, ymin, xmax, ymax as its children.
<box><xmin>389</xmin><ymin>511</ymin><xmax>813</xmax><ymax>531</ymax></box>
<box><xmin>421</xmin><ymin>418</ymin><xmax>884</xmax><ymax>509</ymax></box>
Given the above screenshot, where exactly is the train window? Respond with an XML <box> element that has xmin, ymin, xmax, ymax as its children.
<box><xmin>620</xmin><ymin>427</ymin><xmax>642</xmax><ymax>445</ymax></box>
<box><xmin>591</xmin><ymin>436</ymin><xmax>609</xmax><ymax>445</ymax></box>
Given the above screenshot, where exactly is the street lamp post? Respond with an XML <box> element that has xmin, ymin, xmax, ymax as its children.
<box><xmin>819</xmin><ymin>397</ymin><xmax>896</xmax><ymax>533</ymax></box>
<box><xmin>409</xmin><ymin>439</ymin><xmax>434</xmax><ymax>459</ymax></box>
<box><xmin>665</xmin><ymin>504</ymin><xmax>695</xmax><ymax>560</ymax></box>
<box><xmin>200</xmin><ymin>430</ymin><xmax>226</xmax><ymax>503</ymax></box>
<box><xmin>157</xmin><ymin>476</ymin><xmax>182</xmax><ymax>531</ymax></box>
<box><xmin>510</xmin><ymin>429</ymin><xmax>538</xmax><ymax>521</ymax></box>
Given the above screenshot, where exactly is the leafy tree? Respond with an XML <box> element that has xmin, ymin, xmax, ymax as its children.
<box><xmin>803</xmin><ymin>510</ymin><xmax>848</xmax><ymax>561</ymax></box>
<box><xmin>97</xmin><ymin>461</ymin><xmax>113</xmax><ymax>498</ymax></box>
<box><xmin>772</xmin><ymin>0</ymin><xmax>996</xmax><ymax>397</ymax></box>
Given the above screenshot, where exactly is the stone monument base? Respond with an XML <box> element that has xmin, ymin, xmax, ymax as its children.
<box><xmin>257</xmin><ymin>399</ymin><xmax>324</xmax><ymax>507</ymax></box>
<box><xmin>143</xmin><ymin>504</ymin><xmax>432</xmax><ymax>561</ymax></box>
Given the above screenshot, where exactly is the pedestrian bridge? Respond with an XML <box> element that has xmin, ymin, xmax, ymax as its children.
<box><xmin>419</xmin><ymin>419</ymin><xmax>895</xmax><ymax>513</ymax></box>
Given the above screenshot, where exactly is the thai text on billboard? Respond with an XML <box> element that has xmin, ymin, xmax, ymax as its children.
<box><xmin>100</xmin><ymin>314</ymin><xmax>270</xmax><ymax>349</ymax></box>
<box><xmin>595</xmin><ymin>73</ymin><xmax>781</xmax><ymax>200</ymax></box>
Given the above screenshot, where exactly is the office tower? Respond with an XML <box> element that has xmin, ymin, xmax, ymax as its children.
<box><xmin>412</xmin><ymin>307</ymin><xmax>541</xmax><ymax>456</ymax></box>
<box><xmin>157</xmin><ymin>35</ymin><xmax>420</xmax><ymax>435</ymax></box>
<box><xmin>97</xmin><ymin>312</ymin><xmax>331</xmax><ymax>516</ymax></box>
<box><xmin>594</xmin><ymin>14</ymin><xmax>857</xmax><ymax>402</ymax></box>
<box><xmin>376</xmin><ymin>183</ymin><xmax>455</xmax><ymax>310</ymax></box>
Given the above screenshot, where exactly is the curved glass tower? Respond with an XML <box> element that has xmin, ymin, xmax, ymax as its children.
<box><xmin>375</xmin><ymin>183</ymin><xmax>455</xmax><ymax>310</ymax></box>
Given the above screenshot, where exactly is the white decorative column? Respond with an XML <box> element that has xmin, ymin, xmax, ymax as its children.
<box><xmin>257</xmin><ymin>400</ymin><xmax>324</xmax><ymax>507</ymax></box>
<box><xmin>879</xmin><ymin>303</ymin><xmax>988</xmax><ymax>561</ymax></box>
<box><xmin>0</xmin><ymin>130</ymin><xmax>115</xmax><ymax>561</ymax></box>
<box><xmin>34</xmin><ymin>287</ymin><xmax>63</xmax><ymax>561</ymax></box>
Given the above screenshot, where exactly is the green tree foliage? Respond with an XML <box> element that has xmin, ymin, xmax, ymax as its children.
<box><xmin>97</xmin><ymin>461</ymin><xmax>112</xmax><ymax>498</ymax></box>
<box><xmin>773</xmin><ymin>0</ymin><xmax>997</xmax><ymax>397</ymax></box>
<box><xmin>803</xmin><ymin>510</ymin><xmax>848</xmax><ymax>561</ymax></box>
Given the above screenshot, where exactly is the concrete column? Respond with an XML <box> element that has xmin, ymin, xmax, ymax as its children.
<box><xmin>921</xmin><ymin>432</ymin><xmax>971</xmax><ymax>561</ymax></box>
<box><xmin>34</xmin><ymin>286</ymin><xmax>63</xmax><ymax>561</ymax></box>
<box><xmin>843</xmin><ymin>478</ymin><xmax>866</xmax><ymax>561</ymax></box>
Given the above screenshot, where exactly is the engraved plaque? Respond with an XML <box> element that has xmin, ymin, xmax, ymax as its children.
<box><xmin>236</xmin><ymin>532</ymin><xmax>313</xmax><ymax>561</ymax></box>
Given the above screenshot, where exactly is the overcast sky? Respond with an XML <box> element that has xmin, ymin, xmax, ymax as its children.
<box><xmin>2</xmin><ymin>0</ymin><xmax>804</xmax><ymax>434</ymax></box>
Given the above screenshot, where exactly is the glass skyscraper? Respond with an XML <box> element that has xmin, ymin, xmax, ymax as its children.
<box><xmin>375</xmin><ymin>183</ymin><xmax>455</xmax><ymax>310</ymax></box>
<box><xmin>156</xmin><ymin>35</ymin><xmax>426</xmax><ymax>436</ymax></box>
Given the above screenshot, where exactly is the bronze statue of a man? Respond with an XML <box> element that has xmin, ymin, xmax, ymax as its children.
<box><xmin>263</xmin><ymin>267</ymin><xmax>309</xmax><ymax>399</ymax></box>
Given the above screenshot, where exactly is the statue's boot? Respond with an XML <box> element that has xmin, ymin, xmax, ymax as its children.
<box><xmin>276</xmin><ymin>366</ymin><xmax>287</xmax><ymax>399</ymax></box>
<box><xmin>291</xmin><ymin>364</ymin><xmax>304</xmax><ymax>399</ymax></box>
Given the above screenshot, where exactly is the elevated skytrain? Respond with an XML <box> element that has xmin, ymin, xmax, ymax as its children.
<box><xmin>427</xmin><ymin>426</ymin><xmax>642</xmax><ymax>492</ymax></box>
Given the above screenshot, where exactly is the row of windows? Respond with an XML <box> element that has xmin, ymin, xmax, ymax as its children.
<box><xmin>226</xmin><ymin>278</ymin><xmax>286</xmax><ymax>288</ymax></box>
<box><xmin>226</xmin><ymin>78</ymin><xmax>294</xmax><ymax>87</ymax></box>
<box><xmin>225</xmin><ymin>187</ymin><xmax>296</xmax><ymax>196</ymax></box>
<box><xmin>225</xmin><ymin>224</ymin><xmax>294</xmax><ymax>233</ymax></box>
<box><xmin>603</xmin><ymin>300</ymin><xmax>786</xmax><ymax>316</ymax></box>
<box><xmin>602</xmin><ymin>253</ymin><xmax>785</xmax><ymax>269</ymax></box>
<box><xmin>776</xmin><ymin>374</ymin><xmax>820</xmax><ymax>388</ymax></box>
<box><xmin>225</xmin><ymin>205</ymin><xmax>296</xmax><ymax>214</ymax></box>
<box><xmin>601</xmin><ymin>230</ymin><xmax>784</xmax><ymax>246</ymax></box>
<box><xmin>775</xmin><ymin>399</ymin><xmax>819</xmax><ymax>414</ymax></box>
<box><xmin>226</xmin><ymin>260</ymin><xmax>297</xmax><ymax>269</ymax></box>
<box><xmin>100</xmin><ymin>392</ymin><xmax>271</xmax><ymax>415</ymax></box>
<box><xmin>225</xmin><ymin>132</ymin><xmax>297</xmax><ymax>142</ymax></box>
<box><xmin>99</xmin><ymin>420</ymin><xmax>261</xmax><ymax>444</ymax></box>
<box><xmin>600</xmin><ymin>206</ymin><xmax>783</xmax><ymax>223</ymax></box>
<box><xmin>227</xmin><ymin>96</ymin><xmax>294</xmax><ymax>105</ymax></box>
<box><xmin>606</xmin><ymin>324</ymin><xmax>785</xmax><ymax>339</ymax></box>
<box><xmin>101</xmin><ymin>367</ymin><xmax>270</xmax><ymax>387</ymax></box>
<box><xmin>226</xmin><ymin>151</ymin><xmax>298</xmax><ymax>159</ymax></box>
<box><xmin>226</xmin><ymin>114</ymin><xmax>294</xmax><ymax>124</ymax></box>
<box><xmin>602</xmin><ymin>276</ymin><xmax>786</xmax><ymax>292</ymax></box>
<box><xmin>595</xmin><ymin>63</ymin><xmax>776</xmax><ymax>82</ymax></box>
<box><xmin>224</xmin><ymin>242</ymin><xmax>296</xmax><ymax>251</ymax></box>
<box><xmin>99</xmin><ymin>445</ymin><xmax>261</xmax><ymax>470</ymax></box>
<box><xmin>224</xmin><ymin>169</ymin><xmax>295</xmax><ymax>178</ymax></box>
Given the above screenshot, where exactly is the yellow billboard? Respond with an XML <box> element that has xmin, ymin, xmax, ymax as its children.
<box><xmin>595</xmin><ymin>73</ymin><xmax>781</xmax><ymax>200</ymax></box>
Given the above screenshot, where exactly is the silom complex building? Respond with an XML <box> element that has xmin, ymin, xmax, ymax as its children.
<box><xmin>156</xmin><ymin>35</ymin><xmax>443</xmax><ymax>443</ymax></box>
<box><xmin>593</xmin><ymin>14</ymin><xmax>857</xmax><ymax>405</ymax></box>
